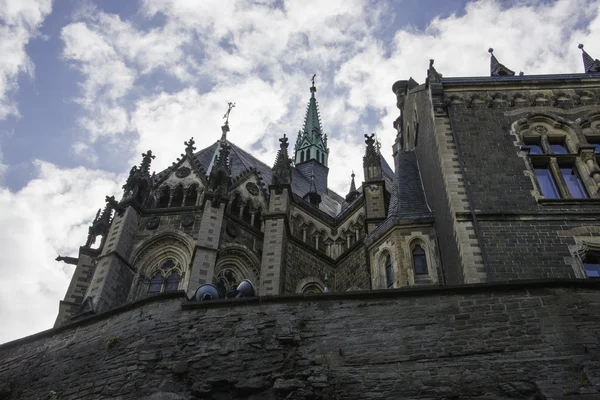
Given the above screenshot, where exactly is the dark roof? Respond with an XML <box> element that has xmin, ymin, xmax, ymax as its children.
<box><xmin>158</xmin><ymin>140</ymin><xmax>348</xmax><ymax>217</ymax></box>
<box><xmin>388</xmin><ymin>150</ymin><xmax>432</xmax><ymax>218</ymax></box>
<box><xmin>441</xmin><ymin>73</ymin><xmax>600</xmax><ymax>84</ymax></box>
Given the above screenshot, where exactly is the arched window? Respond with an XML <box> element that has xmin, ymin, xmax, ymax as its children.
<box><xmin>412</xmin><ymin>244</ymin><xmax>428</xmax><ymax>275</ymax></box>
<box><xmin>253</xmin><ymin>208</ymin><xmax>262</xmax><ymax>230</ymax></box>
<box><xmin>317</xmin><ymin>150</ymin><xmax>320</xmax><ymax>163</ymax></box>
<box><xmin>146</xmin><ymin>259</ymin><xmax>182</xmax><ymax>296</ymax></box>
<box><xmin>300</xmin><ymin>151</ymin><xmax>305</xmax><ymax>162</ymax></box>
<box><xmin>157</xmin><ymin>187</ymin><xmax>170</xmax><ymax>208</ymax></box>
<box><xmin>230</xmin><ymin>195</ymin><xmax>241</xmax><ymax>217</ymax></box>
<box><xmin>165</xmin><ymin>271</ymin><xmax>180</xmax><ymax>291</ymax></box>
<box><xmin>171</xmin><ymin>185</ymin><xmax>184</xmax><ymax>207</ymax></box>
<box><xmin>385</xmin><ymin>254</ymin><xmax>394</xmax><ymax>288</ymax></box>
<box><xmin>215</xmin><ymin>269</ymin><xmax>239</xmax><ymax>298</ymax></box>
<box><xmin>184</xmin><ymin>185</ymin><xmax>198</xmax><ymax>207</ymax></box>
<box><xmin>242</xmin><ymin>204</ymin><xmax>252</xmax><ymax>224</ymax></box>
<box><xmin>147</xmin><ymin>272</ymin><xmax>164</xmax><ymax>296</ymax></box>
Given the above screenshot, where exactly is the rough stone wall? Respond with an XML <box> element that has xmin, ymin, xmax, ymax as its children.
<box><xmin>284</xmin><ymin>240</ymin><xmax>334</xmax><ymax>293</ymax></box>
<box><xmin>448</xmin><ymin>96</ymin><xmax>600</xmax><ymax>281</ymax></box>
<box><xmin>333</xmin><ymin>244</ymin><xmax>369</xmax><ymax>291</ymax></box>
<box><xmin>2</xmin><ymin>282</ymin><xmax>600</xmax><ymax>400</ymax></box>
<box><xmin>136</xmin><ymin>211</ymin><xmax>202</xmax><ymax>243</ymax></box>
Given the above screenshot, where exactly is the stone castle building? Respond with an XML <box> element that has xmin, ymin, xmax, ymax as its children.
<box><xmin>53</xmin><ymin>46</ymin><xmax>600</xmax><ymax>328</ymax></box>
<box><xmin>2</xmin><ymin>46</ymin><xmax>600</xmax><ymax>400</ymax></box>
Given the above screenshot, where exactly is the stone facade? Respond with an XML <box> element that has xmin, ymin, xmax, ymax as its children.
<box><xmin>2</xmin><ymin>281</ymin><xmax>600</xmax><ymax>399</ymax></box>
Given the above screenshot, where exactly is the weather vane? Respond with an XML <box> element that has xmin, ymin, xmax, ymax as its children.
<box><xmin>311</xmin><ymin>74</ymin><xmax>316</xmax><ymax>86</ymax></box>
<box><xmin>223</xmin><ymin>102</ymin><xmax>236</xmax><ymax>124</ymax></box>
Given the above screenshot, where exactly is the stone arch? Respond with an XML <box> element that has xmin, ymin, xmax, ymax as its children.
<box><xmin>171</xmin><ymin>184</ymin><xmax>184</xmax><ymax>207</ymax></box>
<box><xmin>157</xmin><ymin>185</ymin><xmax>170</xmax><ymax>208</ymax></box>
<box><xmin>214</xmin><ymin>244</ymin><xmax>260</xmax><ymax>296</ymax></box>
<box><xmin>129</xmin><ymin>230</ymin><xmax>195</xmax><ymax>301</ymax></box>
<box><xmin>377</xmin><ymin>248</ymin><xmax>395</xmax><ymax>289</ymax></box>
<box><xmin>295</xmin><ymin>277</ymin><xmax>326</xmax><ymax>294</ymax></box>
<box><xmin>568</xmin><ymin>237</ymin><xmax>600</xmax><ymax>279</ymax></box>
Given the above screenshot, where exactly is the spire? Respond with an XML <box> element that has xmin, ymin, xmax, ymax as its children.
<box><xmin>272</xmin><ymin>134</ymin><xmax>292</xmax><ymax>189</ymax></box>
<box><xmin>578</xmin><ymin>44</ymin><xmax>600</xmax><ymax>73</ymax></box>
<box><xmin>345</xmin><ymin>171</ymin><xmax>360</xmax><ymax>202</ymax></box>
<box><xmin>489</xmin><ymin>48</ymin><xmax>515</xmax><ymax>77</ymax></box>
<box><xmin>303</xmin><ymin>75</ymin><xmax>323</xmax><ymax>140</ymax></box>
<box><xmin>294</xmin><ymin>74</ymin><xmax>329</xmax><ymax>168</ymax></box>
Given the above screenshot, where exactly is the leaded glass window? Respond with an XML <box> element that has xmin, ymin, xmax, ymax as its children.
<box><xmin>385</xmin><ymin>254</ymin><xmax>394</xmax><ymax>288</ymax></box>
<box><xmin>147</xmin><ymin>272</ymin><xmax>164</xmax><ymax>296</ymax></box>
<box><xmin>165</xmin><ymin>271</ymin><xmax>180</xmax><ymax>292</ymax></box>
<box><xmin>412</xmin><ymin>245</ymin><xmax>428</xmax><ymax>275</ymax></box>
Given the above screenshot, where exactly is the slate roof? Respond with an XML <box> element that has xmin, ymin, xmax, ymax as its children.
<box><xmin>387</xmin><ymin>150</ymin><xmax>432</xmax><ymax>219</ymax></box>
<box><xmin>155</xmin><ymin>140</ymin><xmax>350</xmax><ymax>217</ymax></box>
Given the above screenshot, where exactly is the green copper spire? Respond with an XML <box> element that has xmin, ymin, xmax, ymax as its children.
<box><xmin>295</xmin><ymin>74</ymin><xmax>329</xmax><ymax>167</ymax></box>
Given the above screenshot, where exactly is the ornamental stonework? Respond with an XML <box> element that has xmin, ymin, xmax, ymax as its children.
<box><xmin>175</xmin><ymin>167</ymin><xmax>191</xmax><ymax>178</ymax></box>
<box><xmin>245</xmin><ymin>182</ymin><xmax>259</xmax><ymax>196</ymax></box>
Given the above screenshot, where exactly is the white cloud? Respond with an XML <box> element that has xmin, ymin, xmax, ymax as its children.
<box><xmin>0</xmin><ymin>161</ymin><xmax>122</xmax><ymax>344</ymax></box>
<box><xmin>0</xmin><ymin>0</ymin><xmax>52</xmax><ymax>119</ymax></box>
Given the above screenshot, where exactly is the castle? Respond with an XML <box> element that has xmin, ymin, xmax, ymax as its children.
<box><xmin>53</xmin><ymin>46</ymin><xmax>600</xmax><ymax>327</ymax></box>
<box><xmin>3</xmin><ymin>46</ymin><xmax>599</xmax><ymax>399</ymax></box>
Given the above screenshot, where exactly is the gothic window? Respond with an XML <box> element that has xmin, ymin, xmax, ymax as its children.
<box><xmin>146</xmin><ymin>259</ymin><xmax>182</xmax><ymax>296</ymax></box>
<box><xmin>171</xmin><ymin>185</ymin><xmax>184</xmax><ymax>207</ymax></box>
<box><xmin>300</xmin><ymin>150</ymin><xmax>305</xmax><ymax>162</ymax></box>
<box><xmin>147</xmin><ymin>272</ymin><xmax>164</xmax><ymax>296</ymax></box>
<box><xmin>215</xmin><ymin>269</ymin><xmax>238</xmax><ymax>298</ymax></box>
<box><xmin>317</xmin><ymin>150</ymin><xmax>320</xmax><ymax>163</ymax></box>
<box><xmin>242</xmin><ymin>203</ymin><xmax>252</xmax><ymax>224</ymax></box>
<box><xmin>230</xmin><ymin>195</ymin><xmax>241</xmax><ymax>217</ymax></box>
<box><xmin>412</xmin><ymin>244</ymin><xmax>428</xmax><ymax>275</ymax></box>
<box><xmin>521</xmin><ymin>121</ymin><xmax>590</xmax><ymax>199</ymax></box>
<box><xmin>165</xmin><ymin>271</ymin><xmax>180</xmax><ymax>292</ymax></box>
<box><xmin>253</xmin><ymin>207</ymin><xmax>262</xmax><ymax>230</ymax></box>
<box><xmin>184</xmin><ymin>185</ymin><xmax>198</xmax><ymax>207</ymax></box>
<box><xmin>157</xmin><ymin>186</ymin><xmax>170</xmax><ymax>208</ymax></box>
<box><xmin>385</xmin><ymin>254</ymin><xmax>394</xmax><ymax>288</ymax></box>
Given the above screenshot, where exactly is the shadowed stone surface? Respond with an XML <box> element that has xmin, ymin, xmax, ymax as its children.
<box><xmin>1</xmin><ymin>281</ymin><xmax>600</xmax><ymax>399</ymax></box>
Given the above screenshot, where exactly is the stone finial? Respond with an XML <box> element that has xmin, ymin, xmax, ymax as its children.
<box><xmin>489</xmin><ymin>48</ymin><xmax>515</xmax><ymax>77</ymax></box>
<box><xmin>184</xmin><ymin>137</ymin><xmax>196</xmax><ymax>154</ymax></box>
<box><xmin>579</xmin><ymin>43</ymin><xmax>600</xmax><ymax>73</ymax></box>
<box><xmin>345</xmin><ymin>171</ymin><xmax>360</xmax><ymax>202</ymax></box>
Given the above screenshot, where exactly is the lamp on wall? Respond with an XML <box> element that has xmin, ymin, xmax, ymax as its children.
<box><xmin>225</xmin><ymin>279</ymin><xmax>256</xmax><ymax>298</ymax></box>
<box><xmin>193</xmin><ymin>279</ymin><xmax>256</xmax><ymax>301</ymax></box>
<box><xmin>194</xmin><ymin>284</ymin><xmax>220</xmax><ymax>301</ymax></box>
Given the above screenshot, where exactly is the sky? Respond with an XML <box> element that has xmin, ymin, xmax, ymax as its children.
<box><xmin>0</xmin><ymin>0</ymin><xmax>599</xmax><ymax>344</ymax></box>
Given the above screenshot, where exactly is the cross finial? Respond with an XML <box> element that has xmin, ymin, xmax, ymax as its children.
<box><xmin>184</xmin><ymin>137</ymin><xmax>196</xmax><ymax>152</ymax></box>
<box><xmin>223</xmin><ymin>102</ymin><xmax>236</xmax><ymax>124</ymax></box>
<box><xmin>311</xmin><ymin>74</ymin><xmax>316</xmax><ymax>87</ymax></box>
<box><xmin>279</xmin><ymin>134</ymin><xmax>288</xmax><ymax>148</ymax></box>
<box><xmin>142</xmin><ymin>150</ymin><xmax>155</xmax><ymax>160</ymax></box>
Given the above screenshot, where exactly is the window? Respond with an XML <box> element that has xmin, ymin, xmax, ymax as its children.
<box><xmin>317</xmin><ymin>150</ymin><xmax>320</xmax><ymax>163</ymax></box>
<box><xmin>534</xmin><ymin>167</ymin><xmax>560</xmax><ymax>199</ymax></box>
<box><xmin>560</xmin><ymin>168</ymin><xmax>588</xmax><ymax>199</ymax></box>
<box><xmin>385</xmin><ymin>254</ymin><xmax>394</xmax><ymax>288</ymax></box>
<box><xmin>146</xmin><ymin>259</ymin><xmax>182</xmax><ymax>296</ymax></box>
<box><xmin>215</xmin><ymin>269</ymin><xmax>238</xmax><ymax>298</ymax></box>
<box><xmin>521</xmin><ymin>121</ymin><xmax>593</xmax><ymax>200</ymax></box>
<box><xmin>412</xmin><ymin>245</ymin><xmax>428</xmax><ymax>275</ymax></box>
<box><xmin>549</xmin><ymin>138</ymin><xmax>568</xmax><ymax>155</ymax></box>
<box><xmin>184</xmin><ymin>185</ymin><xmax>198</xmax><ymax>207</ymax></box>
<box><xmin>147</xmin><ymin>272</ymin><xmax>163</xmax><ymax>296</ymax></box>
<box><xmin>300</xmin><ymin>150</ymin><xmax>305</xmax><ymax>162</ymax></box>
<box><xmin>583</xmin><ymin>252</ymin><xmax>600</xmax><ymax>278</ymax></box>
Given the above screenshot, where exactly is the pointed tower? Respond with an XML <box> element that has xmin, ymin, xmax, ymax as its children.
<box><xmin>578</xmin><ymin>44</ymin><xmax>600</xmax><ymax>73</ymax></box>
<box><xmin>294</xmin><ymin>76</ymin><xmax>330</xmax><ymax>192</ymax></box>
<box><xmin>260</xmin><ymin>134</ymin><xmax>294</xmax><ymax>295</ymax></box>
<box><xmin>489</xmin><ymin>48</ymin><xmax>515</xmax><ymax>77</ymax></box>
<box><xmin>345</xmin><ymin>171</ymin><xmax>360</xmax><ymax>202</ymax></box>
